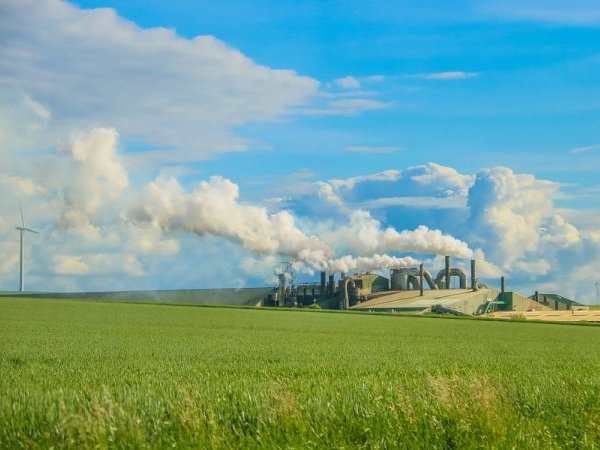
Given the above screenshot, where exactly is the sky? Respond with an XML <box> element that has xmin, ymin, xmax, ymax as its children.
<box><xmin>0</xmin><ymin>0</ymin><xmax>599</xmax><ymax>302</ymax></box>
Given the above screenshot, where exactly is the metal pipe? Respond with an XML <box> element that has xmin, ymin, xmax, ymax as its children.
<box><xmin>436</xmin><ymin>268</ymin><xmax>467</xmax><ymax>289</ymax></box>
<box><xmin>419</xmin><ymin>264</ymin><xmax>424</xmax><ymax>296</ymax></box>
<box><xmin>342</xmin><ymin>276</ymin><xmax>355</xmax><ymax>310</ymax></box>
<box><xmin>423</xmin><ymin>270</ymin><xmax>438</xmax><ymax>290</ymax></box>
<box><xmin>445</xmin><ymin>256</ymin><xmax>450</xmax><ymax>289</ymax></box>
<box><xmin>393</xmin><ymin>267</ymin><xmax>438</xmax><ymax>290</ymax></box>
<box><xmin>471</xmin><ymin>259</ymin><xmax>476</xmax><ymax>291</ymax></box>
<box><xmin>407</xmin><ymin>275</ymin><xmax>421</xmax><ymax>290</ymax></box>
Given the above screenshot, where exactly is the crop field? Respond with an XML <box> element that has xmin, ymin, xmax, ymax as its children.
<box><xmin>1</xmin><ymin>298</ymin><xmax>600</xmax><ymax>449</ymax></box>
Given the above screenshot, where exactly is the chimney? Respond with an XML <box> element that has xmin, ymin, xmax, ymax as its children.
<box><xmin>278</xmin><ymin>273</ymin><xmax>285</xmax><ymax>307</ymax></box>
<box><xmin>445</xmin><ymin>256</ymin><xmax>451</xmax><ymax>289</ymax></box>
<box><xmin>320</xmin><ymin>271</ymin><xmax>326</xmax><ymax>299</ymax></box>
<box><xmin>328</xmin><ymin>274</ymin><xmax>335</xmax><ymax>296</ymax></box>
<box><xmin>501</xmin><ymin>276</ymin><xmax>505</xmax><ymax>293</ymax></box>
<box><xmin>471</xmin><ymin>259</ymin><xmax>477</xmax><ymax>291</ymax></box>
<box><xmin>419</xmin><ymin>264</ymin><xmax>424</xmax><ymax>297</ymax></box>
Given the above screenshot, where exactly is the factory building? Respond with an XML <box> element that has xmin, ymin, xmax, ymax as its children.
<box><xmin>268</xmin><ymin>256</ymin><xmax>595</xmax><ymax>322</ymax></box>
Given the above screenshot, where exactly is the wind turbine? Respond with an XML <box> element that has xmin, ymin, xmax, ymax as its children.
<box><xmin>15</xmin><ymin>210</ymin><xmax>38</xmax><ymax>292</ymax></box>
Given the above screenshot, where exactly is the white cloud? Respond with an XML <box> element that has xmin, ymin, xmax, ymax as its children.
<box><xmin>124</xmin><ymin>225</ymin><xmax>180</xmax><ymax>256</ymax></box>
<box><xmin>570</xmin><ymin>143</ymin><xmax>600</xmax><ymax>154</ymax></box>
<box><xmin>290</xmin><ymin>163</ymin><xmax>600</xmax><ymax>302</ymax></box>
<box><xmin>329</xmin><ymin>170</ymin><xmax>401</xmax><ymax>192</ymax></box>
<box><xmin>322</xmin><ymin>163</ymin><xmax>472</xmax><ymax>202</ymax></box>
<box><xmin>334</xmin><ymin>76</ymin><xmax>361</xmax><ymax>89</ymax></box>
<box><xmin>409</xmin><ymin>163</ymin><xmax>473</xmax><ymax>196</ymax></box>
<box><xmin>303</xmin><ymin>98</ymin><xmax>390</xmax><ymax>116</ymax></box>
<box><xmin>0</xmin><ymin>241</ymin><xmax>20</xmax><ymax>275</ymax></box>
<box><xmin>52</xmin><ymin>253</ymin><xmax>144</xmax><ymax>277</ymax></box>
<box><xmin>0</xmin><ymin>128</ymin><xmax>480</xmax><ymax>290</ymax></box>
<box><xmin>359</xmin><ymin>195</ymin><xmax>467</xmax><ymax>210</ymax></box>
<box><xmin>466</xmin><ymin>167</ymin><xmax>570</xmax><ymax>266</ymax></box>
<box><xmin>412</xmin><ymin>71</ymin><xmax>480</xmax><ymax>80</ymax></box>
<box><xmin>0</xmin><ymin>176</ymin><xmax>45</xmax><ymax>197</ymax></box>
<box><xmin>365</xmin><ymin>75</ymin><xmax>386</xmax><ymax>83</ymax></box>
<box><xmin>557</xmin><ymin>208</ymin><xmax>600</xmax><ymax>233</ymax></box>
<box><xmin>52</xmin><ymin>255</ymin><xmax>90</xmax><ymax>275</ymax></box>
<box><xmin>57</xmin><ymin>128</ymin><xmax>128</xmax><ymax>230</ymax></box>
<box><xmin>1</xmin><ymin>115</ymin><xmax>598</xmax><ymax>302</ymax></box>
<box><xmin>0</xmin><ymin>0</ymin><xmax>319</xmax><ymax>161</ymax></box>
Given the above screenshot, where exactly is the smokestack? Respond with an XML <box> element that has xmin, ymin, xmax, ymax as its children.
<box><xmin>471</xmin><ymin>259</ymin><xmax>476</xmax><ymax>291</ymax></box>
<box><xmin>419</xmin><ymin>264</ymin><xmax>424</xmax><ymax>297</ymax></box>
<box><xmin>340</xmin><ymin>272</ymin><xmax>345</xmax><ymax>279</ymax></box>
<box><xmin>535</xmin><ymin>290</ymin><xmax>539</xmax><ymax>303</ymax></box>
<box><xmin>320</xmin><ymin>271</ymin><xmax>326</xmax><ymax>299</ymax></box>
<box><xmin>445</xmin><ymin>256</ymin><xmax>450</xmax><ymax>289</ymax></box>
<box><xmin>278</xmin><ymin>273</ymin><xmax>285</xmax><ymax>307</ymax></box>
<box><xmin>328</xmin><ymin>274</ymin><xmax>335</xmax><ymax>296</ymax></box>
<box><xmin>501</xmin><ymin>276</ymin><xmax>505</xmax><ymax>293</ymax></box>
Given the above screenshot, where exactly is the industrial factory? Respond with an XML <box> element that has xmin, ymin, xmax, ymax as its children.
<box><xmin>268</xmin><ymin>256</ymin><xmax>598</xmax><ymax>322</ymax></box>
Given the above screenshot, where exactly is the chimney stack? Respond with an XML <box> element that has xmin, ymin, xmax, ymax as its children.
<box><xmin>445</xmin><ymin>256</ymin><xmax>451</xmax><ymax>289</ymax></box>
<box><xmin>328</xmin><ymin>274</ymin><xmax>335</xmax><ymax>296</ymax></box>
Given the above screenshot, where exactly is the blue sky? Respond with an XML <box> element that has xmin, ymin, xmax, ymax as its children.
<box><xmin>0</xmin><ymin>0</ymin><xmax>599</xmax><ymax>301</ymax></box>
<box><xmin>74</xmin><ymin>0</ymin><xmax>600</xmax><ymax>189</ymax></box>
<box><xmin>74</xmin><ymin>0</ymin><xmax>600</xmax><ymax>216</ymax></box>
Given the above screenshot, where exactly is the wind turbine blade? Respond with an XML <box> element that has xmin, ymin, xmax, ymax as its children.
<box><xmin>15</xmin><ymin>226</ymin><xmax>38</xmax><ymax>234</ymax></box>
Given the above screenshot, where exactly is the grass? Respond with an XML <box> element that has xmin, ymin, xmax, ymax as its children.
<box><xmin>1</xmin><ymin>297</ymin><xmax>600</xmax><ymax>449</ymax></box>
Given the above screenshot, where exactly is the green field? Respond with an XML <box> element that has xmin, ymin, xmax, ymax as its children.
<box><xmin>1</xmin><ymin>298</ymin><xmax>600</xmax><ymax>449</ymax></box>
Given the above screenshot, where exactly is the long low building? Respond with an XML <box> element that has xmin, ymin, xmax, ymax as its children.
<box><xmin>489</xmin><ymin>310</ymin><xmax>600</xmax><ymax>322</ymax></box>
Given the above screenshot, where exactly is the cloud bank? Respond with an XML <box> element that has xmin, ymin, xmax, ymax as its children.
<box><xmin>0</xmin><ymin>0</ymin><xmax>318</xmax><ymax>160</ymax></box>
<box><xmin>0</xmin><ymin>125</ymin><xmax>598</xmax><ymax>302</ymax></box>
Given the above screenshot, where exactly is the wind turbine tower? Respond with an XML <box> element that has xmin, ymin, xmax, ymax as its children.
<box><xmin>15</xmin><ymin>210</ymin><xmax>38</xmax><ymax>292</ymax></box>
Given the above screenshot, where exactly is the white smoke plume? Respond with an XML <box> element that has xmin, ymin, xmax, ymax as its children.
<box><xmin>135</xmin><ymin>173</ymin><xmax>470</xmax><ymax>273</ymax></box>
<box><xmin>321</xmin><ymin>254</ymin><xmax>420</xmax><ymax>274</ymax></box>
<box><xmin>318</xmin><ymin>210</ymin><xmax>473</xmax><ymax>258</ymax></box>
<box><xmin>136</xmin><ymin>175</ymin><xmax>333</xmax><ymax>266</ymax></box>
